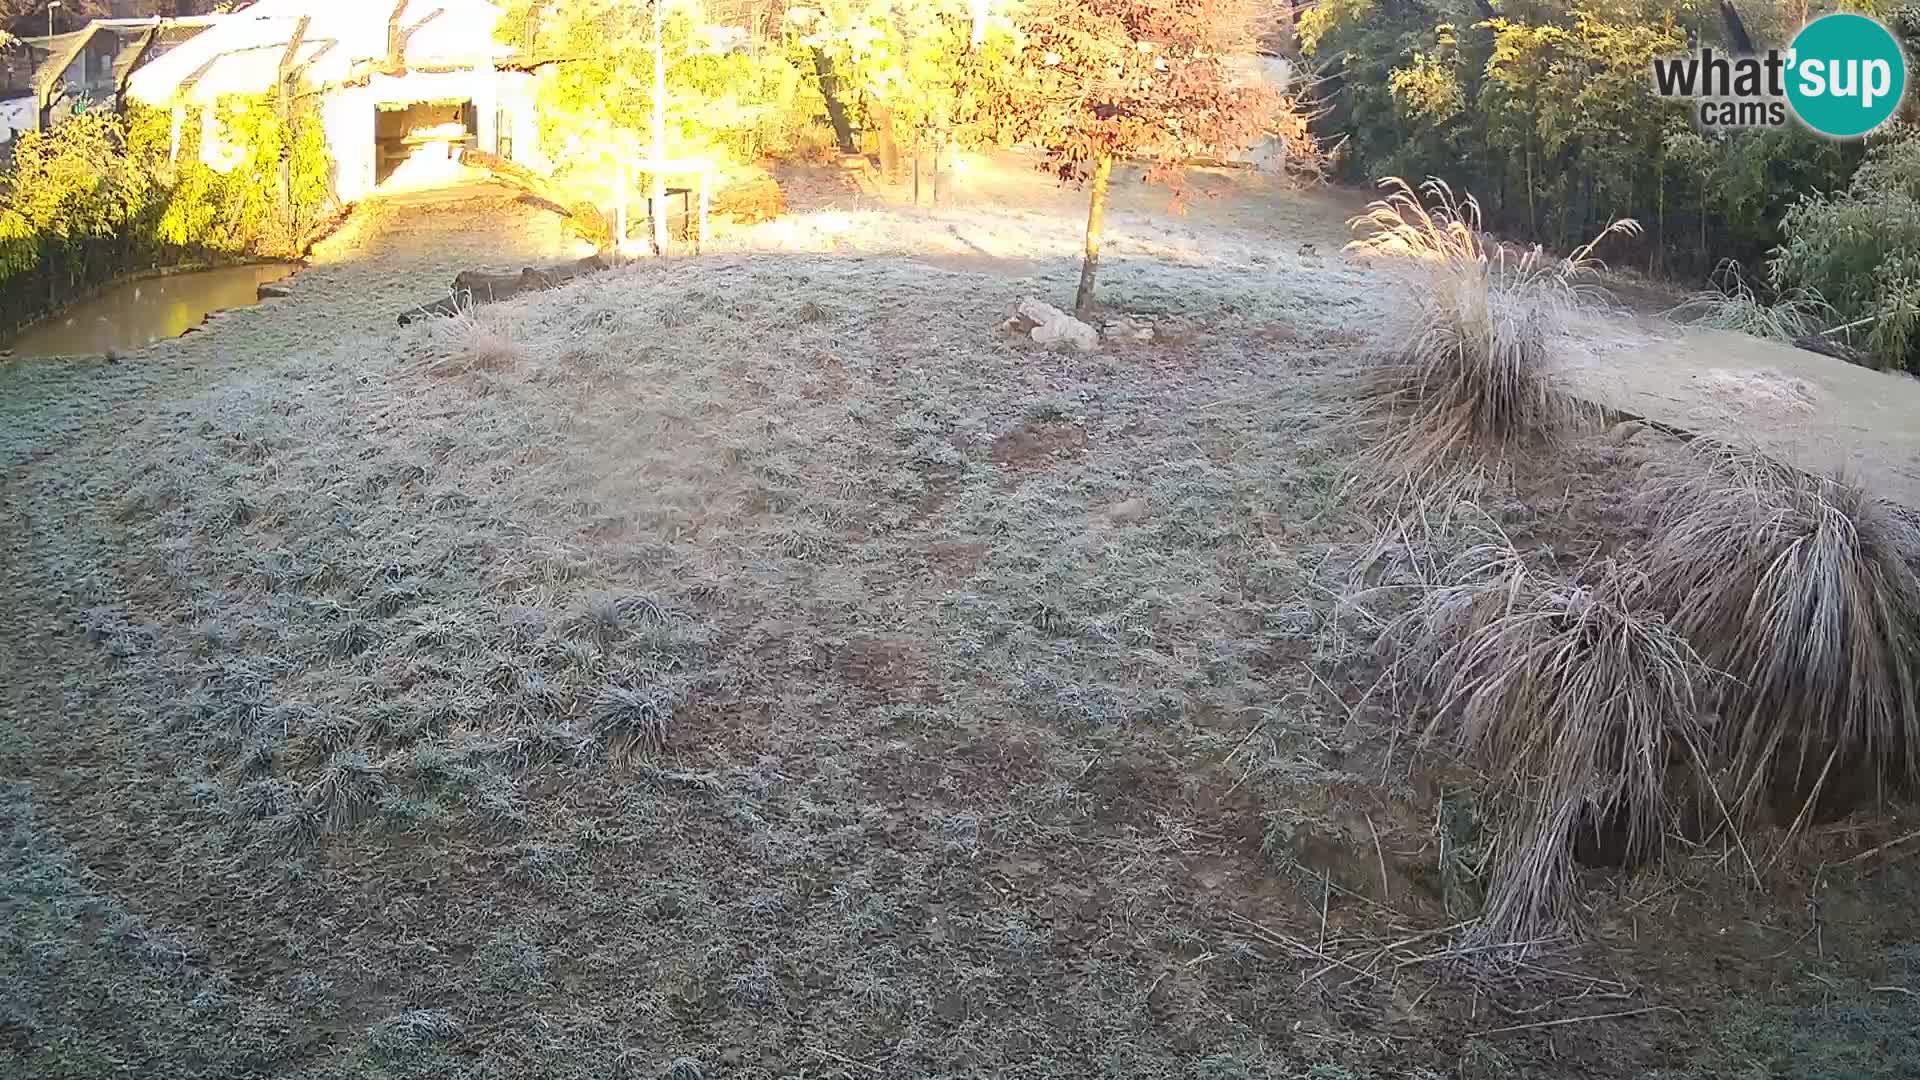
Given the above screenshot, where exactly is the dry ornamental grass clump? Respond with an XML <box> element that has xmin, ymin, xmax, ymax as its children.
<box><xmin>1375</xmin><ymin>537</ymin><xmax>1715</xmax><ymax>943</ymax></box>
<box><xmin>1636</xmin><ymin>441</ymin><xmax>1920</xmax><ymax>823</ymax></box>
<box><xmin>1342</xmin><ymin>178</ymin><xmax>1636</xmax><ymax>488</ymax></box>
<box><xmin>1366</xmin><ymin>440</ymin><xmax>1920</xmax><ymax>945</ymax></box>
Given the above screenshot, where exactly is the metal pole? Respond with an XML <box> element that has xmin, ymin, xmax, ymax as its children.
<box><xmin>49</xmin><ymin>2</ymin><xmax>60</xmax><ymax>37</ymax></box>
<box><xmin>650</xmin><ymin>0</ymin><xmax>667</xmax><ymax>255</ymax></box>
<box><xmin>616</xmin><ymin>159</ymin><xmax>628</xmax><ymax>249</ymax></box>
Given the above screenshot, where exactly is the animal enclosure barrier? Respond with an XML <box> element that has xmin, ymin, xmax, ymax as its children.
<box><xmin>616</xmin><ymin>158</ymin><xmax>712</xmax><ymax>254</ymax></box>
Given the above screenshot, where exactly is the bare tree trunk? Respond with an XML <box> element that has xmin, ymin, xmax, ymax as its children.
<box><xmin>930</xmin><ymin>131</ymin><xmax>952</xmax><ymax>208</ymax></box>
<box><xmin>811</xmin><ymin>47</ymin><xmax>857</xmax><ymax>154</ymax></box>
<box><xmin>1074</xmin><ymin>154</ymin><xmax>1113</xmax><ymax>320</ymax></box>
<box><xmin>872</xmin><ymin>103</ymin><xmax>900</xmax><ymax>178</ymax></box>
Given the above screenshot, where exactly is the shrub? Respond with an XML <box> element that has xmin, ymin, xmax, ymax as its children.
<box><xmin>0</xmin><ymin>97</ymin><xmax>333</xmax><ymax>333</ymax></box>
<box><xmin>1773</xmin><ymin>126</ymin><xmax>1920</xmax><ymax>370</ymax></box>
<box><xmin>1341</xmin><ymin>178</ymin><xmax>1632</xmax><ymax>485</ymax></box>
<box><xmin>429</xmin><ymin>310</ymin><xmax>526</xmax><ymax>376</ymax></box>
<box><xmin>1671</xmin><ymin>259</ymin><xmax>1832</xmax><ymax>341</ymax></box>
<box><xmin>1636</xmin><ymin>442</ymin><xmax>1920</xmax><ymax>823</ymax></box>
<box><xmin>1376</xmin><ymin>542</ymin><xmax>1714</xmax><ymax>942</ymax></box>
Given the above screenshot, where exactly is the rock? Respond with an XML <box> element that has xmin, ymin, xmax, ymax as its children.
<box><xmin>257</xmin><ymin>282</ymin><xmax>294</xmax><ymax>299</ymax></box>
<box><xmin>1107</xmin><ymin>497</ymin><xmax>1150</xmax><ymax>523</ymax></box>
<box><xmin>1604</xmin><ymin>420</ymin><xmax>1645</xmax><ymax>446</ymax></box>
<box><xmin>1015</xmin><ymin>297</ymin><xmax>1061</xmax><ymax>326</ymax></box>
<box><xmin>1012</xmin><ymin>297</ymin><xmax>1098</xmax><ymax>351</ymax></box>
<box><xmin>1032</xmin><ymin>316</ymin><xmax>1098</xmax><ymax>352</ymax></box>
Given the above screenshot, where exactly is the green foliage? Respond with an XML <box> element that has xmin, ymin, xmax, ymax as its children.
<box><xmin>503</xmin><ymin>0</ymin><xmax>1015</xmax><ymax>211</ymax></box>
<box><xmin>0</xmin><ymin>112</ymin><xmax>155</xmax><ymax>331</ymax></box>
<box><xmin>794</xmin><ymin>0</ymin><xmax>1018</xmax><ymax>154</ymax></box>
<box><xmin>1773</xmin><ymin>125</ymin><xmax>1920</xmax><ymax>369</ymax></box>
<box><xmin>506</xmin><ymin>0</ymin><xmax>821</xmax><ymax>207</ymax></box>
<box><xmin>0</xmin><ymin>96</ymin><xmax>334</xmax><ymax>334</ymax></box>
<box><xmin>1671</xmin><ymin>259</ymin><xmax>1833</xmax><ymax>339</ymax></box>
<box><xmin>1304</xmin><ymin>0</ymin><xmax>1866</xmax><ymax>276</ymax></box>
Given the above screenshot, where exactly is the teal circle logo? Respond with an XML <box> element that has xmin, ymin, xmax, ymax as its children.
<box><xmin>1786</xmin><ymin>14</ymin><xmax>1907</xmax><ymax>138</ymax></box>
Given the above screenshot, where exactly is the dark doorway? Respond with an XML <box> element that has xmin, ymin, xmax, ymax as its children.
<box><xmin>373</xmin><ymin>99</ymin><xmax>476</xmax><ymax>186</ymax></box>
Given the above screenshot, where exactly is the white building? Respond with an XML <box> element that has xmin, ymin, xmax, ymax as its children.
<box><xmin>126</xmin><ymin>0</ymin><xmax>542</xmax><ymax>202</ymax></box>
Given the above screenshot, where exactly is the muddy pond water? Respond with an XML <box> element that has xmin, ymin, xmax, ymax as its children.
<box><xmin>2</xmin><ymin>263</ymin><xmax>297</xmax><ymax>358</ymax></box>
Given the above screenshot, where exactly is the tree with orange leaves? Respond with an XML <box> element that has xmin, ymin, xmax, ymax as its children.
<box><xmin>984</xmin><ymin>0</ymin><xmax>1308</xmax><ymax>317</ymax></box>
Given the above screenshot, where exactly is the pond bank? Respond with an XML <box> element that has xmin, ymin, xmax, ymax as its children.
<box><xmin>1</xmin><ymin>262</ymin><xmax>300</xmax><ymax>359</ymax></box>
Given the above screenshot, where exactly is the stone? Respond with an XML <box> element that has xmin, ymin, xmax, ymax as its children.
<box><xmin>1031</xmin><ymin>315</ymin><xmax>1098</xmax><ymax>352</ymax></box>
<box><xmin>257</xmin><ymin>282</ymin><xmax>294</xmax><ymax>299</ymax></box>
<box><xmin>1012</xmin><ymin>297</ymin><xmax>1097</xmax><ymax>351</ymax></box>
<box><xmin>1605</xmin><ymin>419</ymin><xmax>1646</xmax><ymax>446</ymax></box>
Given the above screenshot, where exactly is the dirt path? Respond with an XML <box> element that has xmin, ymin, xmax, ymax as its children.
<box><xmin>1563</xmin><ymin>313</ymin><xmax>1920</xmax><ymax>506</ymax></box>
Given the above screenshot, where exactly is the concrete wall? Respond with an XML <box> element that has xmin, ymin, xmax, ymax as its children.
<box><xmin>0</xmin><ymin>96</ymin><xmax>32</xmax><ymax>143</ymax></box>
<box><xmin>497</xmin><ymin>71</ymin><xmax>544</xmax><ymax>171</ymax></box>
<box><xmin>322</xmin><ymin>87</ymin><xmax>377</xmax><ymax>202</ymax></box>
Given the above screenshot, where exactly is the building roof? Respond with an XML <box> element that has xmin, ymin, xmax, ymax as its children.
<box><xmin>127</xmin><ymin>0</ymin><xmax>512</xmax><ymax>106</ymax></box>
<box><xmin>112</xmin><ymin>23</ymin><xmax>215</xmax><ymax>93</ymax></box>
<box><xmin>26</xmin><ymin>30</ymin><xmax>96</xmax><ymax>96</ymax></box>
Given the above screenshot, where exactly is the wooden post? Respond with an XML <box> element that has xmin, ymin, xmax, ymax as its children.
<box><xmin>616</xmin><ymin>159</ymin><xmax>628</xmax><ymax>247</ymax></box>
<box><xmin>931</xmin><ymin>131</ymin><xmax>951</xmax><ymax>208</ymax></box>
<box><xmin>697</xmin><ymin>168</ymin><xmax>709</xmax><ymax>253</ymax></box>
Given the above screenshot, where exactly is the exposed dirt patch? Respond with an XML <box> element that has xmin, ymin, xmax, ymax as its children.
<box><xmin>925</xmin><ymin>539</ymin><xmax>988</xmax><ymax>578</ymax></box>
<box><xmin>836</xmin><ymin>637</ymin><xmax>939</xmax><ymax>703</ymax></box>
<box><xmin>989</xmin><ymin>419</ymin><xmax>1088</xmax><ymax>471</ymax></box>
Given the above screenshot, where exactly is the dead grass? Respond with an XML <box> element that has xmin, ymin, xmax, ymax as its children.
<box><xmin>426</xmin><ymin>308</ymin><xmax>526</xmax><ymax>375</ymax></box>
<box><xmin>1367</xmin><ymin>515</ymin><xmax>1714</xmax><ymax>944</ymax></box>
<box><xmin>1341</xmin><ymin>179</ymin><xmax>1634</xmax><ymax>488</ymax></box>
<box><xmin>1636</xmin><ymin>441</ymin><xmax>1920</xmax><ymax>822</ymax></box>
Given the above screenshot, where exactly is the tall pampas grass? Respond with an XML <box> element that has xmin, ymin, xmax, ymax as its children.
<box><xmin>1342</xmin><ymin>178</ymin><xmax>1638</xmax><ymax>487</ymax></box>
